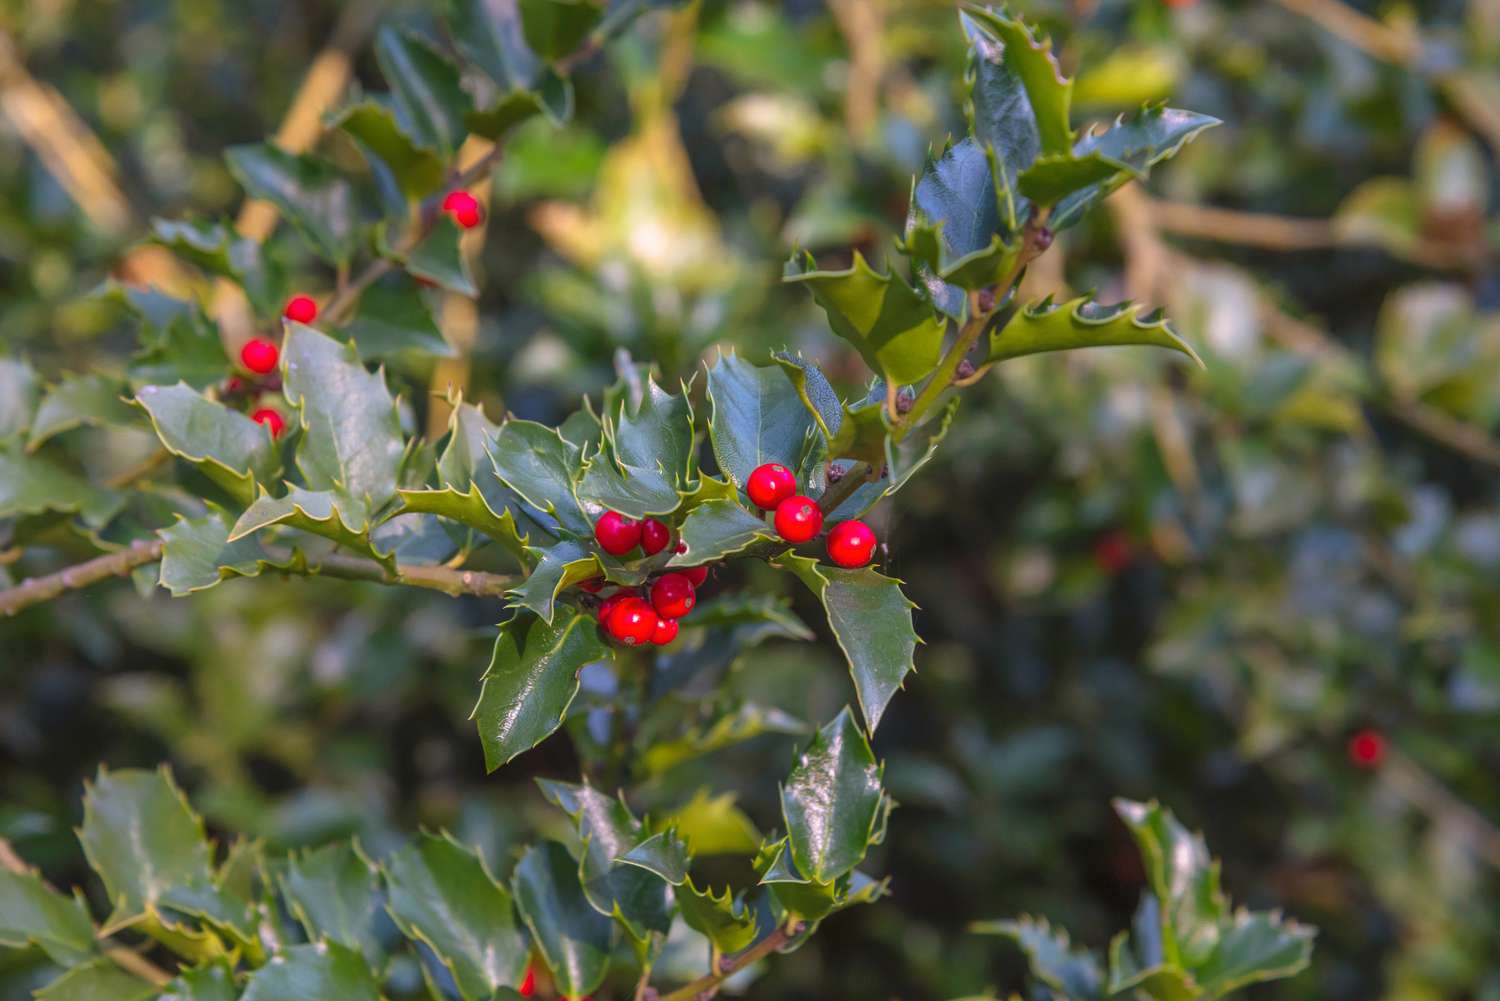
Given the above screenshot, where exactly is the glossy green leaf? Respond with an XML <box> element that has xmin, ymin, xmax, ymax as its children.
<box><xmin>491</xmin><ymin>419</ymin><xmax>591</xmax><ymax>537</ymax></box>
<box><xmin>772</xmin><ymin>553</ymin><xmax>918</xmax><ymax>732</ymax></box>
<box><xmin>985</xmin><ymin>295</ymin><xmax>1202</xmax><ymax>367</ymax></box>
<box><xmin>753</xmin><ymin>837</ymin><xmax>839</xmax><ymax>922</ymax></box>
<box><xmin>225</xmin><ymin>144</ymin><xmax>359</xmax><ymax>265</ymax></box>
<box><xmin>446</xmin><ymin>0</ymin><xmax>573</xmax><ymax>127</ymax></box>
<box><xmin>399</xmin><ymin>486</ymin><xmax>530</xmax><ymax>561</ymax></box>
<box><xmin>961</xmin><ymin>9</ymin><xmax>1036</xmax><ymax>222</ymax></box>
<box><xmin>641</xmin><ymin>700</ymin><xmax>807</xmax><ymax>776</ymax></box>
<box><xmin>1192</xmin><ymin>910</ymin><xmax>1316</xmax><ymax>999</ymax></box>
<box><xmin>512</xmin><ymin>841</ymin><xmax>612</xmax><ymax>1001</ymax></box>
<box><xmin>508</xmin><ymin>539</ymin><xmax>598</xmax><ymax>622</ymax></box>
<box><xmin>962</xmin><ymin>8</ymin><xmax>1073</xmax><ymax>156</ymax></box>
<box><xmin>665</xmin><ymin>499</ymin><xmax>774</xmax><ymax>567</ymax></box>
<box><xmin>332</xmin><ymin>101</ymin><xmax>447</xmax><ymax>200</ymax></box>
<box><xmin>1016</xmin><ymin>152</ymin><xmax>1126</xmax><ymax>207</ymax></box>
<box><xmin>518</xmin><ymin>0</ymin><xmax>601</xmax><ymax>61</ymax></box>
<box><xmin>375</xmin><ymin>28</ymin><xmax>471</xmax><ymax>157</ymax></box>
<box><xmin>159</xmin><ymin>964</ymin><xmax>238</xmax><ymax>1001</ymax></box>
<box><xmin>239</xmin><ymin>942</ymin><xmax>382</xmax><ymax>1001</ymax></box>
<box><xmin>0</xmin><ymin>869</ymin><xmax>96</xmax><ymax>967</ymax></box>
<box><xmin>279</xmin><ymin>842</ymin><xmax>382</xmax><ymax>960</ymax></box>
<box><xmin>612</xmin><ymin>377</ymin><xmax>695</xmax><ymax>488</ymax></box>
<box><xmin>28</xmin><ymin>373</ymin><xmax>137</xmax><ymax>450</ymax></box>
<box><xmin>34</xmin><ymin>960</ymin><xmax>155</xmax><ymax>1001</ymax></box>
<box><xmin>771</xmin><ymin>352</ymin><xmax>842</xmax><ymax>444</ymax></box>
<box><xmin>784</xmin><ymin>251</ymin><xmax>946</xmax><ymax>387</ymax></box>
<box><xmin>705</xmin><ymin>352</ymin><xmax>817</xmax><ymax>491</ymax></box>
<box><xmin>675</xmin><ymin>877</ymin><xmax>757</xmax><ymax>954</ymax></box>
<box><xmin>404</xmin><ymin>218</ymin><xmax>479</xmax><ymax>296</ymax></box>
<box><xmin>902</xmin><ymin>138</ymin><xmax>1015</xmax><ymax>314</ymax></box>
<box><xmin>157</xmin><ymin>511</ymin><xmax>281</xmax><ymax>596</ymax></box>
<box><xmin>1114</xmin><ymin>799</ymin><xmax>1223</xmax><ymax>966</ymax></box>
<box><xmin>575</xmin><ymin>448</ymin><xmax>680</xmax><ymax>519</ymax></box>
<box><xmin>0</xmin><ymin>444</ymin><xmax>123</xmax><ymax>529</ymax></box>
<box><xmin>0</xmin><ymin>357</ymin><xmax>39</xmax><ymax>442</ymax></box>
<box><xmin>134</xmin><ymin>383</ymin><xmax>279</xmax><ymax>505</ymax></box>
<box><xmin>972</xmin><ymin>917</ymin><xmax>1105</xmax><ymax>1001</ymax></box>
<box><xmin>383</xmin><ymin>833</ymin><xmax>529</xmax><ymax>999</ymax></box>
<box><xmin>229</xmin><ymin>486</ymin><xmax>392</xmax><ymax>570</ymax></box>
<box><xmin>473</xmin><ymin>610</ymin><xmax>609</xmax><ymax>770</ymax></box>
<box><xmin>340</xmin><ymin>277</ymin><xmax>455</xmax><ymax>360</ymax></box>
<box><xmin>127</xmin><ymin>308</ymin><xmax>229</xmax><ymax>391</ymax></box>
<box><xmin>779</xmin><ymin>707</ymin><xmax>886</xmax><ymax>883</ymax></box>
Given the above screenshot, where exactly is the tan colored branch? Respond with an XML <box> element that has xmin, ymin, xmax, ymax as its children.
<box><xmin>827</xmin><ymin>0</ymin><xmax>886</xmax><ymax>143</ymax></box>
<box><xmin>0</xmin><ymin>540</ymin><xmax>165</xmax><ymax>618</ymax></box>
<box><xmin>1271</xmin><ymin>0</ymin><xmax>1420</xmax><ymax>65</ymax></box>
<box><xmin>655</xmin><ymin>922</ymin><xmax>802</xmax><ymax>1001</ymax></box>
<box><xmin>1383</xmin><ymin>747</ymin><xmax>1500</xmax><ymax>874</ymax></box>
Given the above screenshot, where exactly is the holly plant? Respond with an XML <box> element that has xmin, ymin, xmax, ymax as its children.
<box><xmin>0</xmin><ymin>4</ymin><xmax>1315</xmax><ymax>1000</ymax></box>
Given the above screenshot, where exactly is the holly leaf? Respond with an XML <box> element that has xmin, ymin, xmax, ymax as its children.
<box><xmin>473</xmin><ymin>610</ymin><xmax>609</xmax><ymax>770</ymax></box>
<box><xmin>783</xmin><ymin>251</ymin><xmax>946</xmax><ymax>387</ymax></box>
<box><xmin>753</xmin><ymin>837</ymin><xmax>839</xmax><ymax>922</ymax></box>
<box><xmin>665</xmin><ymin>499</ymin><xmax>776</xmax><ymax>567</ymax></box>
<box><xmin>446</xmin><ymin>0</ymin><xmax>573</xmax><ymax>129</ymax></box>
<box><xmin>985</xmin><ymin>295</ymin><xmax>1202</xmax><ymax>367</ymax></box>
<box><xmin>374</xmin><ymin>28</ymin><xmax>472</xmax><ymax>158</ymax></box>
<box><xmin>612</xmin><ymin>377</ymin><xmax>695</xmax><ymax>489</ymax></box>
<box><xmin>229</xmin><ymin>486</ymin><xmax>392</xmax><ymax>570</ymax></box>
<box><xmin>0</xmin><ymin>357</ymin><xmax>40</xmax><ymax>442</ymax></box>
<box><xmin>403</xmin><ymin>218</ymin><xmax>479</xmax><ymax>296</ymax></box>
<box><xmin>508</xmin><ymin>539</ymin><xmax>599</xmax><ymax>622</ymax></box>
<box><xmin>779</xmin><ymin>707</ymin><xmax>887</xmax><ymax>883</ymax></box>
<box><xmin>332</xmin><ymin>101</ymin><xmax>447</xmax><ymax>199</ymax></box>
<box><xmin>134</xmin><ymin>383</ymin><xmax>279</xmax><ymax>505</ymax></box>
<box><xmin>157</xmin><ymin>511</ymin><xmax>285</xmax><ymax>596</ymax></box>
<box><xmin>279</xmin><ymin>842</ymin><xmax>382</xmax><ymax>962</ymax></box>
<box><xmin>382</xmin><ymin>833</ymin><xmax>530</xmax><ymax>999</ymax></box>
<box><xmin>239</xmin><ymin>942</ymin><xmax>382</xmax><ymax>1001</ymax></box>
<box><xmin>159</xmin><ymin>964</ymin><xmax>237</xmax><ymax>1001</ymax></box>
<box><xmin>513</xmin><ymin>842</ymin><xmax>613</xmax><ymax>1001</ymax></box>
<box><xmin>1193</xmin><ymin>910</ymin><xmax>1316</xmax><ymax>1000</ymax></box>
<box><xmin>575</xmin><ymin>447</ymin><xmax>680</xmax><ymax>519</ymax></box>
<box><xmin>962</xmin><ymin>7</ymin><xmax>1073</xmax><ymax>156</ymax></box>
<box><xmin>225</xmin><ymin>144</ymin><xmax>359</xmax><ymax>265</ymax></box>
<box><xmin>34</xmin><ymin>960</ymin><xmax>156</xmax><ymax>1001</ymax></box>
<box><xmin>901</xmin><ymin>138</ymin><xmax>1015</xmax><ymax>315</ymax></box>
<box><xmin>0</xmin><ymin>444</ymin><xmax>124</xmax><ymax>528</ymax></box>
<box><xmin>340</xmin><ymin>277</ymin><xmax>456</xmax><ymax>360</ymax></box>
<box><xmin>675</xmin><ymin>877</ymin><xmax>757</xmax><ymax>954</ymax></box>
<box><xmin>518</xmin><ymin>0</ymin><xmax>602</xmax><ymax>61</ymax></box>
<box><xmin>961</xmin><ymin>8</ymin><xmax>1037</xmax><ymax>224</ymax></box>
<box><xmin>0</xmin><ymin>868</ymin><xmax>96</xmax><ymax>967</ymax></box>
<box><xmin>490</xmin><ymin>419</ymin><xmax>592</xmax><ymax>537</ymax></box>
<box><xmin>972</xmin><ymin>916</ymin><xmax>1105</xmax><ymax>1001</ymax></box>
<box><xmin>772</xmin><ymin>553</ymin><xmax>918</xmax><ymax>732</ymax></box>
<box><xmin>28</xmin><ymin>373</ymin><xmax>138</xmax><ymax>450</ymax></box>
<box><xmin>127</xmin><ymin>307</ymin><xmax>229</xmax><ymax>391</ymax></box>
<box><xmin>771</xmin><ymin>352</ymin><xmax>842</xmax><ymax>444</ymax></box>
<box><xmin>1114</xmin><ymin>799</ymin><xmax>1225</xmax><ymax>966</ymax></box>
<box><xmin>706</xmin><ymin>352</ymin><xmax>818</xmax><ymax>491</ymax></box>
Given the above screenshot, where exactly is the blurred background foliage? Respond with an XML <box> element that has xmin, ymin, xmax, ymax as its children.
<box><xmin>4</xmin><ymin>0</ymin><xmax>1500</xmax><ymax>998</ymax></box>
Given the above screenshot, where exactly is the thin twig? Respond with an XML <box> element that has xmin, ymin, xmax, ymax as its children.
<box><xmin>1382</xmin><ymin>747</ymin><xmax>1500</xmax><ymax>873</ymax></box>
<box><xmin>0</xmin><ymin>540</ymin><xmax>164</xmax><ymax>617</ymax></box>
<box><xmin>654</xmin><ymin>923</ymin><xmax>801</xmax><ymax>1001</ymax></box>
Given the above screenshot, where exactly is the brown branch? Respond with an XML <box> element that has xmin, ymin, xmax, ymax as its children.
<box><xmin>0</xmin><ymin>540</ymin><xmax>164</xmax><ymax>618</ymax></box>
<box><xmin>655</xmin><ymin>922</ymin><xmax>802</xmax><ymax>1001</ymax></box>
<box><xmin>1271</xmin><ymin>0</ymin><xmax>1420</xmax><ymax>66</ymax></box>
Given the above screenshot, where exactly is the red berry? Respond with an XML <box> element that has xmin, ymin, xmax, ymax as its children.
<box><xmin>596</xmin><ymin>591</ymin><xmax>630</xmax><ymax>624</ymax></box>
<box><xmin>606</xmin><ymin>597</ymin><xmax>658</xmax><ymax>646</ymax></box>
<box><xmin>774</xmin><ymin>495</ymin><xmax>823</xmax><ymax>543</ymax></box>
<box><xmin>519</xmin><ymin>966</ymin><xmax>535</xmax><ymax>997</ymax></box>
<box><xmin>1094</xmin><ymin>531</ymin><xmax>1133</xmax><ymax>575</ymax></box>
<box><xmin>442</xmin><ymin>189</ymin><xmax>484</xmax><ymax>229</ymax></box>
<box><xmin>578</xmin><ymin>577</ymin><xmax>605</xmax><ymax>593</ymax></box>
<box><xmin>827</xmin><ymin>519</ymin><xmax>876</xmax><ymax>568</ymax></box>
<box><xmin>747</xmin><ymin>463</ymin><xmax>797</xmax><ymax>510</ymax></box>
<box><xmin>650</xmin><ymin>617</ymin><xmax>679</xmax><ymax>646</ymax></box>
<box><xmin>240</xmin><ymin>337</ymin><xmax>279</xmax><ymax>375</ymax></box>
<box><xmin>649</xmin><ymin>572</ymin><xmax>696</xmax><ymax>620</ymax></box>
<box><xmin>223</xmin><ymin>376</ymin><xmax>246</xmax><ymax>394</ymax></box>
<box><xmin>640</xmin><ymin>518</ymin><xmax>672</xmax><ymax>556</ymax></box>
<box><xmin>283</xmin><ymin>295</ymin><xmax>318</xmax><ymax>324</ymax></box>
<box><xmin>681</xmin><ymin>565</ymin><xmax>709</xmax><ymax>587</ymax></box>
<box><xmin>594</xmin><ymin>511</ymin><xmax>642</xmax><ymax>556</ymax></box>
<box><xmin>1348</xmin><ymin>729</ymin><xmax>1386</xmax><ymax>770</ymax></box>
<box><xmin>251</xmin><ymin>408</ymin><xmax>285</xmax><ymax>439</ymax></box>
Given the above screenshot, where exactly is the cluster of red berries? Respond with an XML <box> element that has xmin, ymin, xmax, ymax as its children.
<box><xmin>441</xmin><ymin>189</ymin><xmax>484</xmax><ymax>230</ymax></box>
<box><xmin>590</xmin><ymin>513</ymin><xmax>708</xmax><ymax>646</ymax></box>
<box><xmin>230</xmin><ymin>295</ymin><xmax>321</xmax><ymax>440</ymax></box>
<box><xmin>746</xmin><ymin>462</ymin><xmax>877</xmax><ymax>568</ymax></box>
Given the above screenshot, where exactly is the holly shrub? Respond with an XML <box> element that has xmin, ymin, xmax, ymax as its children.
<box><xmin>6</xmin><ymin>0</ymin><xmax>1498</xmax><ymax>998</ymax></box>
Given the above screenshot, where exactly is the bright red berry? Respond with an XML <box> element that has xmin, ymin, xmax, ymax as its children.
<box><xmin>1094</xmin><ymin>531</ymin><xmax>1133</xmax><ymax>575</ymax></box>
<box><xmin>606</xmin><ymin>597</ymin><xmax>658</xmax><ymax>646</ymax></box>
<box><xmin>650</xmin><ymin>617</ymin><xmax>679</xmax><ymax>646</ymax></box>
<box><xmin>681</xmin><ymin>565</ymin><xmax>709</xmax><ymax>587</ymax></box>
<box><xmin>774</xmin><ymin>495</ymin><xmax>823</xmax><ymax>543</ymax></box>
<box><xmin>827</xmin><ymin>519</ymin><xmax>877</xmax><ymax>568</ymax></box>
<box><xmin>442</xmin><ymin>189</ymin><xmax>484</xmax><ymax>229</ymax></box>
<box><xmin>519</xmin><ymin>966</ymin><xmax>536</xmax><ymax>997</ymax></box>
<box><xmin>1348</xmin><ymin>729</ymin><xmax>1386</xmax><ymax>770</ymax></box>
<box><xmin>594</xmin><ymin>511</ymin><xmax>642</xmax><ymax>556</ymax></box>
<box><xmin>640</xmin><ymin>518</ymin><xmax>672</xmax><ymax>556</ymax></box>
<box><xmin>649</xmin><ymin>572</ymin><xmax>696</xmax><ymax>620</ymax></box>
<box><xmin>283</xmin><ymin>295</ymin><xmax>318</xmax><ymax>324</ymax></box>
<box><xmin>240</xmin><ymin>337</ymin><xmax>279</xmax><ymax>375</ymax></box>
<box><xmin>747</xmin><ymin>463</ymin><xmax>797</xmax><ymax>510</ymax></box>
<box><xmin>596</xmin><ymin>591</ymin><xmax>630</xmax><ymax>624</ymax></box>
<box><xmin>251</xmin><ymin>407</ymin><xmax>285</xmax><ymax>439</ymax></box>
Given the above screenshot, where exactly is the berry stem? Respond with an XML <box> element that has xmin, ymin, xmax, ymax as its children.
<box><xmin>817</xmin><ymin>460</ymin><xmax>874</xmax><ymax>516</ymax></box>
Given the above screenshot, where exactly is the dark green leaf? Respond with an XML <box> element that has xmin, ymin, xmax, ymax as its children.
<box><xmin>0</xmin><ymin>357</ymin><xmax>40</xmax><ymax>442</ymax></box>
<box><xmin>491</xmin><ymin>419</ymin><xmax>591</xmax><ymax>536</ymax></box>
<box><xmin>279</xmin><ymin>842</ymin><xmax>381</xmax><ymax>961</ymax></box>
<box><xmin>985</xmin><ymin>295</ymin><xmax>1202</xmax><ymax>367</ymax></box>
<box><xmin>0</xmin><ymin>445</ymin><xmax>123</xmax><ymax>529</ymax></box>
<box><xmin>473</xmin><ymin>611</ymin><xmax>609</xmax><ymax>770</ymax></box>
<box><xmin>771</xmin><ymin>352</ymin><xmax>842</xmax><ymax>444</ymax></box>
<box><xmin>575</xmin><ymin>449</ymin><xmax>680</xmax><ymax>520</ymax></box>
<box><xmin>134</xmin><ymin>383</ymin><xmax>280</xmax><ymax>505</ymax></box>
<box><xmin>374</xmin><ymin>28</ymin><xmax>472</xmax><ymax>158</ymax></box>
<box><xmin>512</xmin><ymin>842</ymin><xmax>612</xmax><ymax>1001</ymax></box>
<box><xmin>239</xmin><ymin>942</ymin><xmax>382</xmax><ymax>1001</ymax></box>
<box><xmin>448</xmin><ymin>0</ymin><xmax>546</xmax><ymax>89</ymax></box>
<box><xmin>779</xmin><ymin>707</ymin><xmax>886</xmax><ymax>883</ymax></box>
<box><xmin>508</xmin><ymin>539</ymin><xmax>598</xmax><ymax>622</ymax></box>
<box><xmin>229</xmin><ymin>486</ymin><xmax>391</xmax><ymax>570</ymax></box>
<box><xmin>518</xmin><ymin>0</ymin><xmax>602</xmax><ymax>61</ymax></box>
<box><xmin>972</xmin><ymin>916</ymin><xmax>1105</xmax><ymax>1001</ymax></box>
<box><xmin>34</xmin><ymin>960</ymin><xmax>155</xmax><ymax>1001</ymax></box>
<box><xmin>665</xmin><ymin>499</ymin><xmax>775</xmax><ymax>567</ymax></box>
<box><xmin>902</xmin><ymin>138</ymin><xmax>1016</xmax><ymax>313</ymax></box>
<box><xmin>127</xmin><ymin>309</ymin><xmax>229</xmax><ymax>391</ymax></box>
<box><xmin>383</xmin><ymin>833</ymin><xmax>530</xmax><ymax>998</ymax></box>
<box><xmin>1016</xmin><ymin>151</ymin><xmax>1126</xmax><ymax>207</ymax></box>
<box><xmin>403</xmin><ymin>218</ymin><xmax>479</xmax><ymax>296</ymax></box>
<box><xmin>28</xmin><ymin>374</ymin><xmax>138</xmax><ymax>450</ymax></box>
<box><xmin>962</xmin><ymin>8</ymin><xmax>1074</xmax><ymax>156</ymax></box>
<box><xmin>705</xmin><ymin>353</ymin><xmax>817</xmax><ymax>491</ymax></box>
<box><xmin>675</xmin><ymin>877</ymin><xmax>757</xmax><ymax>955</ymax></box>
<box><xmin>752</xmin><ymin>838</ymin><xmax>839</xmax><ymax>922</ymax></box>
<box><xmin>612</xmin><ymin>377</ymin><xmax>695</xmax><ymax>489</ymax></box>
<box><xmin>961</xmin><ymin>9</ymin><xmax>1037</xmax><ymax>224</ymax></box>
<box><xmin>159</xmin><ymin>964</ymin><xmax>238</xmax><ymax>1001</ymax></box>
<box><xmin>157</xmin><ymin>511</ymin><xmax>282</xmax><ymax>596</ymax></box>
<box><xmin>0</xmin><ymin>868</ymin><xmax>96</xmax><ymax>967</ymax></box>
<box><xmin>340</xmin><ymin>277</ymin><xmax>456</xmax><ymax>360</ymax></box>
<box><xmin>225</xmin><ymin>144</ymin><xmax>359</xmax><ymax>265</ymax></box>
<box><xmin>331</xmin><ymin>101</ymin><xmax>447</xmax><ymax>200</ymax></box>
<box><xmin>1193</xmin><ymin>910</ymin><xmax>1316</xmax><ymax>1000</ymax></box>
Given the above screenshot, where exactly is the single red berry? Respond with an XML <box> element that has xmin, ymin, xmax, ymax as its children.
<box><xmin>283</xmin><ymin>295</ymin><xmax>318</xmax><ymax>324</ymax></box>
<box><xmin>774</xmin><ymin>495</ymin><xmax>823</xmax><ymax>543</ymax></box>
<box><xmin>1348</xmin><ymin>729</ymin><xmax>1386</xmax><ymax>770</ymax></box>
<box><xmin>747</xmin><ymin>462</ymin><xmax>797</xmax><ymax>510</ymax></box>
<box><xmin>606</xmin><ymin>597</ymin><xmax>658</xmax><ymax>646</ymax></box>
<box><xmin>827</xmin><ymin>519</ymin><xmax>877</xmax><ymax>568</ymax></box>
<box><xmin>223</xmin><ymin>375</ymin><xmax>246</xmax><ymax>395</ymax></box>
<box><xmin>519</xmin><ymin>966</ymin><xmax>536</xmax><ymax>997</ymax></box>
<box><xmin>1094</xmin><ymin>531</ymin><xmax>1133</xmax><ymax>575</ymax></box>
<box><xmin>681</xmin><ymin>565</ymin><xmax>709</xmax><ymax>587</ymax></box>
<box><xmin>650</xmin><ymin>617</ymin><xmax>679</xmax><ymax>646</ymax></box>
<box><xmin>596</xmin><ymin>591</ymin><xmax>630</xmax><ymax>624</ymax></box>
<box><xmin>640</xmin><ymin>518</ymin><xmax>672</xmax><ymax>556</ymax></box>
<box><xmin>240</xmin><ymin>337</ymin><xmax>279</xmax><ymax>375</ymax></box>
<box><xmin>594</xmin><ymin>511</ymin><xmax>642</xmax><ymax>556</ymax></box>
<box><xmin>578</xmin><ymin>577</ymin><xmax>605</xmax><ymax>594</ymax></box>
<box><xmin>650</xmin><ymin>572</ymin><xmax>696</xmax><ymax>620</ymax></box>
<box><xmin>442</xmin><ymin>189</ymin><xmax>484</xmax><ymax>229</ymax></box>
<box><xmin>251</xmin><ymin>407</ymin><xmax>286</xmax><ymax>439</ymax></box>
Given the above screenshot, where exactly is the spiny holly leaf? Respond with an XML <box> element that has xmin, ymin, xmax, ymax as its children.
<box><xmin>972</xmin><ymin>916</ymin><xmax>1105</xmax><ymax>1001</ymax></box>
<box><xmin>575</xmin><ymin>445</ymin><xmax>680</xmax><ymax>519</ymax></box>
<box><xmin>331</xmin><ymin>102</ymin><xmax>447</xmax><ymax>200</ymax></box>
<box><xmin>0</xmin><ymin>868</ymin><xmax>96</xmax><ymax>967</ymax></box>
<box><xmin>134</xmin><ymin>383</ymin><xmax>279</xmax><ymax>505</ymax></box>
<box><xmin>77</xmin><ymin>767</ymin><xmax>213</xmax><ymax>930</ymax></box>
<box><xmin>1192</xmin><ymin>910</ymin><xmax>1316</xmax><ymax>999</ymax></box>
<box><xmin>779</xmin><ymin>707</ymin><xmax>887</xmax><ymax>883</ymax></box>
<box><xmin>446</xmin><ymin>0</ymin><xmax>573</xmax><ymax>130</ymax></box>
<box><xmin>784</xmin><ymin>251</ymin><xmax>947</xmax><ymax>388</ymax></box>
<box><xmin>383</xmin><ymin>833</ymin><xmax>530</xmax><ymax>999</ymax></box>
<box><xmin>518</xmin><ymin>0</ymin><xmax>602</xmax><ymax>60</ymax></box>
<box><xmin>473</xmin><ymin>610</ymin><xmax>609</xmax><ymax>770</ymax></box>
<box><xmin>375</xmin><ymin>28</ymin><xmax>472</xmax><ymax>158</ymax></box>
<box><xmin>278</xmin><ymin>842</ymin><xmax>382</xmax><ymax>962</ymax></box>
<box><xmin>771</xmin><ymin>352</ymin><xmax>842</xmax><ymax>444</ymax></box>
<box><xmin>402</xmin><ymin>217</ymin><xmax>479</xmax><ymax>296</ymax></box>
<box><xmin>1108</xmin><ymin>899</ymin><xmax>1198</xmax><ymax>1001</ymax></box>
<box><xmin>239</xmin><ymin>942</ymin><xmax>382</xmax><ymax>1001</ymax></box>
<box><xmin>230</xmin><ymin>486</ymin><xmax>393</xmax><ymax>571</ymax></box>
<box><xmin>513</xmin><ymin>841</ymin><xmax>613</xmax><ymax>1001</ymax></box>
<box><xmin>340</xmin><ymin>277</ymin><xmax>456</xmax><ymax>360</ymax></box>
<box><xmin>281</xmin><ymin>323</ymin><xmax>405</xmax><ymax>510</ymax></box>
<box><xmin>0</xmin><ymin>444</ymin><xmax>124</xmax><ymax>529</ymax></box>
<box><xmin>961</xmin><ymin>9</ymin><xmax>1036</xmax><ymax>224</ymax></box>
<box><xmin>1113</xmin><ymin>799</ymin><xmax>1224</xmax><ymax>965</ymax></box>
<box><xmin>509</xmin><ymin>539</ymin><xmax>598</xmax><ymax>622</ymax></box>
<box><xmin>399</xmin><ymin>485</ymin><xmax>530</xmax><ymax>562</ymax></box>
<box><xmin>127</xmin><ymin>307</ymin><xmax>229</xmax><ymax>391</ymax></box>
<box><xmin>753</xmin><ymin>837</ymin><xmax>839</xmax><ymax>922</ymax></box>
<box><xmin>491</xmin><ymin>419</ymin><xmax>592</xmax><ymax>537</ymax></box>
<box><xmin>962</xmin><ymin>7</ymin><xmax>1074</xmax><ymax>156</ymax></box>
<box><xmin>157</xmin><ymin>510</ymin><xmax>288</xmax><ymax>596</ymax></box>
<box><xmin>159</xmin><ymin>964</ymin><xmax>237</xmax><ymax>1001</ymax></box>
<box><xmin>1016</xmin><ymin>152</ymin><xmax>1126</xmax><ymax>208</ymax></box>
<box><xmin>28</xmin><ymin>373</ymin><xmax>138</xmax><ymax>450</ymax></box>
<box><xmin>706</xmin><ymin>352</ymin><xmax>818</xmax><ymax>492</ymax></box>
<box><xmin>902</xmin><ymin>138</ymin><xmax>1013</xmax><ymax>316</ymax></box>
<box><xmin>772</xmin><ymin>553</ymin><xmax>919</xmax><ymax>732</ymax></box>
<box><xmin>0</xmin><ymin>357</ymin><xmax>39</xmax><ymax>442</ymax></box>
<box><xmin>675</xmin><ymin>877</ymin><xmax>757</xmax><ymax>954</ymax></box>
<box><xmin>225</xmin><ymin>144</ymin><xmax>359</xmax><ymax>265</ymax></box>
<box><xmin>641</xmin><ymin>700</ymin><xmax>808</xmax><ymax>776</ymax></box>
<box><xmin>612</xmin><ymin>377</ymin><xmax>695</xmax><ymax>488</ymax></box>
<box><xmin>147</xmin><ymin>219</ymin><xmax>280</xmax><ymax>315</ymax></box>
<box><xmin>666</xmin><ymin>499</ymin><xmax>776</xmax><ymax>567</ymax></box>
<box><xmin>34</xmin><ymin>959</ymin><xmax>156</xmax><ymax>1001</ymax></box>
<box><xmin>985</xmin><ymin>295</ymin><xmax>1202</xmax><ymax>367</ymax></box>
